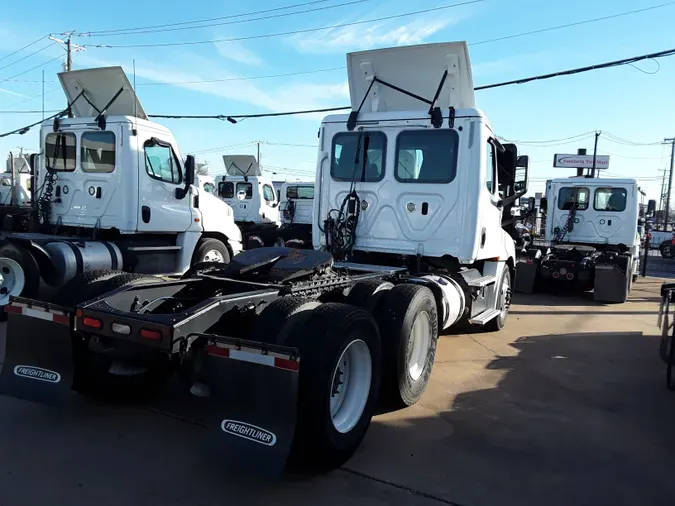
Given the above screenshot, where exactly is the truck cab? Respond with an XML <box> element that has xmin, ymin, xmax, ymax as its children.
<box><xmin>544</xmin><ymin>177</ymin><xmax>640</xmax><ymax>256</ymax></box>
<box><xmin>217</xmin><ymin>155</ymin><xmax>280</xmax><ymax>227</ymax></box>
<box><xmin>313</xmin><ymin>42</ymin><xmax>529</xmax><ymax>331</ymax></box>
<box><xmin>313</xmin><ymin>42</ymin><xmax>527</xmax><ymax>266</ymax></box>
<box><xmin>280</xmin><ymin>181</ymin><xmax>314</xmax><ymax>226</ymax></box>
<box><xmin>0</xmin><ymin>66</ymin><xmax>242</xmax><ymax>304</ymax></box>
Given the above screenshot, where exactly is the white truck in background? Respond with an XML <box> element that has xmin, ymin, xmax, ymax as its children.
<box><xmin>0</xmin><ymin>66</ymin><xmax>242</xmax><ymax>307</ymax></box>
<box><xmin>515</xmin><ymin>175</ymin><xmax>640</xmax><ymax>302</ymax></box>
<box><xmin>279</xmin><ymin>180</ymin><xmax>314</xmax><ymax>247</ymax></box>
<box><xmin>1</xmin><ymin>152</ymin><xmax>34</xmax><ymax>207</ymax></box>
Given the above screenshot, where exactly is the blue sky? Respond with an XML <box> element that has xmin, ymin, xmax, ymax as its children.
<box><xmin>0</xmin><ymin>0</ymin><xmax>674</xmax><ymax>201</ymax></box>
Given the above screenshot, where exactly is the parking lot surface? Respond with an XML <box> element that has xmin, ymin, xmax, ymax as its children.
<box><xmin>1</xmin><ymin>277</ymin><xmax>674</xmax><ymax>506</ymax></box>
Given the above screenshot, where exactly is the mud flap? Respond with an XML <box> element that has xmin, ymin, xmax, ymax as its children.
<box><xmin>515</xmin><ymin>259</ymin><xmax>539</xmax><ymax>293</ymax></box>
<box><xmin>0</xmin><ymin>302</ymin><xmax>75</xmax><ymax>405</ymax></box>
<box><xmin>203</xmin><ymin>338</ymin><xmax>300</xmax><ymax>477</ymax></box>
<box><xmin>594</xmin><ymin>263</ymin><xmax>629</xmax><ymax>303</ymax></box>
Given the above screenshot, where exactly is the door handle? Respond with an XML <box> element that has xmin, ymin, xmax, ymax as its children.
<box><xmin>142</xmin><ymin>206</ymin><xmax>151</xmax><ymax>223</ymax></box>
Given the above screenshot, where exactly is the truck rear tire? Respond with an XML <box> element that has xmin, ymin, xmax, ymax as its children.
<box><xmin>284</xmin><ymin>303</ymin><xmax>381</xmax><ymax>470</ymax></box>
<box><xmin>345</xmin><ymin>279</ymin><xmax>393</xmax><ymax>314</ymax></box>
<box><xmin>192</xmin><ymin>238</ymin><xmax>230</xmax><ymax>266</ymax></box>
<box><xmin>374</xmin><ymin>284</ymin><xmax>438</xmax><ymax>408</ymax></box>
<box><xmin>249</xmin><ymin>297</ymin><xmax>321</xmax><ymax>344</ymax></box>
<box><xmin>0</xmin><ymin>242</ymin><xmax>40</xmax><ymax>307</ymax></box>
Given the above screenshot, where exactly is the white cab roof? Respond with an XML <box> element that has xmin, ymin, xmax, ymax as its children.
<box><xmin>222</xmin><ymin>155</ymin><xmax>261</xmax><ymax>177</ymax></box>
<box><xmin>347</xmin><ymin>42</ymin><xmax>475</xmax><ymax>113</ymax></box>
<box><xmin>58</xmin><ymin>66</ymin><xmax>147</xmax><ymax>119</ymax></box>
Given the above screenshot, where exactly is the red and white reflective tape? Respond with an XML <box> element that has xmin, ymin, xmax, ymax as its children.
<box><xmin>207</xmin><ymin>342</ymin><xmax>299</xmax><ymax>371</ymax></box>
<box><xmin>4</xmin><ymin>303</ymin><xmax>70</xmax><ymax>325</ymax></box>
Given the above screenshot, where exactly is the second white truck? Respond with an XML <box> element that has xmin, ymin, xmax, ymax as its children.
<box><xmin>0</xmin><ymin>66</ymin><xmax>242</xmax><ymax>306</ymax></box>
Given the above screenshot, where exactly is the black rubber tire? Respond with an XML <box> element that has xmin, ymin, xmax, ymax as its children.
<box><xmin>248</xmin><ymin>297</ymin><xmax>321</xmax><ymax>344</ymax></box>
<box><xmin>283</xmin><ymin>303</ymin><xmax>381</xmax><ymax>470</ymax></box>
<box><xmin>485</xmin><ymin>268</ymin><xmax>512</xmax><ymax>332</ymax></box>
<box><xmin>0</xmin><ymin>241</ymin><xmax>40</xmax><ymax>299</ymax></box>
<box><xmin>374</xmin><ymin>284</ymin><xmax>438</xmax><ymax>408</ymax></box>
<box><xmin>345</xmin><ymin>279</ymin><xmax>394</xmax><ymax>314</ymax></box>
<box><xmin>58</xmin><ymin>270</ymin><xmax>159</xmax><ymax>306</ymax></box>
<box><xmin>191</xmin><ymin>238</ymin><xmax>231</xmax><ymax>266</ymax></box>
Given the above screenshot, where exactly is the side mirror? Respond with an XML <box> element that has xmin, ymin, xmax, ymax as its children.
<box><xmin>176</xmin><ymin>155</ymin><xmax>196</xmax><ymax>199</ymax></box>
<box><xmin>271</xmin><ymin>202</ymin><xmax>279</xmax><ymax>208</ymax></box>
<box><xmin>515</xmin><ymin>155</ymin><xmax>529</xmax><ymax>195</ymax></box>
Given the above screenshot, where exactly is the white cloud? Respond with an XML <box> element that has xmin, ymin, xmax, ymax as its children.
<box><xmin>213</xmin><ymin>40</ymin><xmax>264</xmax><ymax>66</ymax></box>
<box><xmin>0</xmin><ymin>87</ymin><xmax>29</xmax><ymax>98</ymax></box>
<box><xmin>288</xmin><ymin>15</ymin><xmax>458</xmax><ymax>54</ymax></box>
<box><xmin>77</xmin><ymin>51</ymin><xmax>349</xmax><ymax>118</ymax></box>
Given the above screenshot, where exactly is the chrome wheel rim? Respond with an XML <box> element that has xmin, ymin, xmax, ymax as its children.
<box><xmin>330</xmin><ymin>339</ymin><xmax>372</xmax><ymax>434</ymax></box>
<box><xmin>407</xmin><ymin>311</ymin><xmax>431</xmax><ymax>382</ymax></box>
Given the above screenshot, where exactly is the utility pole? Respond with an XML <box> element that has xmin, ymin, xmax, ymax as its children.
<box><xmin>664</xmin><ymin>137</ymin><xmax>675</xmax><ymax>230</ymax></box>
<box><xmin>49</xmin><ymin>32</ymin><xmax>85</xmax><ymax>117</ymax></box>
<box><xmin>659</xmin><ymin>168</ymin><xmax>667</xmax><ymax>227</ymax></box>
<box><xmin>591</xmin><ymin>131</ymin><xmax>601</xmax><ymax>178</ymax></box>
<box><xmin>256</xmin><ymin>142</ymin><xmax>261</xmax><ymax>168</ymax></box>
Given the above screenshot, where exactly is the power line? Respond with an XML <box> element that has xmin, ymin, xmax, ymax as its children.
<box><xmin>474</xmin><ymin>47</ymin><xmax>675</xmax><ymax>91</ymax></box>
<box><xmin>0</xmin><ymin>42</ymin><xmax>57</xmax><ymax>73</ymax></box>
<box><xmin>80</xmin><ymin>0</ymin><xmax>339</xmax><ymax>35</ymax></box>
<box><xmin>138</xmin><ymin>67</ymin><xmax>345</xmax><ymax>86</ymax></box>
<box><xmin>3</xmin><ymin>46</ymin><xmax>675</xmax><ymax>135</ymax></box>
<box><xmin>0</xmin><ymin>55</ymin><xmax>63</xmax><ymax>85</ymax></box>
<box><xmin>89</xmin><ymin>0</ymin><xmax>486</xmax><ymax>48</ymax></box>
<box><xmin>0</xmin><ymin>35</ymin><xmax>49</xmax><ymax>63</ymax></box>
<box><xmin>471</xmin><ymin>1</ymin><xmax>675</xmax><ymax>47</ymax></box>
<box><xmin>84</xmin><ymin>0</ymin><xmax>378</xmax><ymax>37</ymax></box>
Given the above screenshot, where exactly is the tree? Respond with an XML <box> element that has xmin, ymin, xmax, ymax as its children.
<box><xmin>196</xmin><ymin>161</ymin><xmax>210</xmax><ymax>176</ymax></box>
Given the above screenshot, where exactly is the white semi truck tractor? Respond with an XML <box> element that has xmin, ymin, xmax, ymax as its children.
<box><xmin>515</xmin><ymin>175</ymin><xmax>640</xmax><ymax>302</ymax></box>
<box><xmin>0</xmin><ymin>66</ymin><xmax>242</xmax><ymax>308</ymax></box>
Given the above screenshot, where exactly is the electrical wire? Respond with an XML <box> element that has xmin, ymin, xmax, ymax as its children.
<box><xmin>471</xmin><ymin>1</ymin><xmax>675</xmax><ymax>47</ymax></box>
<box><xmin>83</xmin><ymin>0</ymin><xmax>378</xmax><ymax>37</ymax></box>
<box><xmin>81</xmin><ymin>0</ymin><xmax>340</xmax><ymax>35</ymax></box>
<box><xmin>0</xmin><ymin>55</ymin><xmax>63</xmax><ymax>85</ymax></box>
<box><xmin>88</xmin><ymin>0</ymin><xmax>486</xmax><ymax>48</ymax></box>
<box><xmin>0</xmin><ymin>42</ymin><xmax>57</xmax><ymax>73</ymax></box>
<box><xmin>0</xmin><ymin>35</ymin><xmax>49</xmax><ymax>63</ymax></box>
<box><xmin>137</xmin><ymin>67</ymin><xmax>345</xmax><ymax>86</ymax></box>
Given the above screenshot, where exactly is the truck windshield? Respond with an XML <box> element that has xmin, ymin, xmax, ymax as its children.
<box><xmin>45</xmin><ymin>132</ymin><xmax>76</xmax><ymax>172</ymax></box>
<box><xmin>219</xmin><ymin>182</ymin><xmax>234</xmax><ymax>198</ymax></box>
<box><xmin>237</xmin><ymin>182</ymin><xmax>253</xmax><ymax>199</ymax></box>
<box><xmin>395</xmin><ymin>129</ymin><xmax>459</xmax><ymax>183</ymax></box>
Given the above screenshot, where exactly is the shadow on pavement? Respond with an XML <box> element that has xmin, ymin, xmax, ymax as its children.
<box><xmin>345</xmin><ymin>331</ymin><xmax>675</xmax><ymax>506</ymax></box>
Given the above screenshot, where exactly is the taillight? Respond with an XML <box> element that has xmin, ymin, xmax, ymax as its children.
<box><xmin>140</xmin><ymin>328</ymin><xmax>162</xmax><ymax>341</ymax></box>
<box><xmin>111</xmin><ymin>323</ymin><xmax>131</xmax><ymax>335</ymax></box>
<box><xmin>82</xmin><ymin>317</ymin><xmax>102</xmax><ymax>329</ymax></box>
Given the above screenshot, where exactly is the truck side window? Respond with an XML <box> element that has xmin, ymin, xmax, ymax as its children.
<box><xmin>331</xmin><ymin>131</ymin><xmax>386</xmax><ymax>182</ymax></box>
<box><xmin>144</xmin><ymin>143</ymin><xmax>182</xmax><ymax>184</ymax></box>
<box><xmin>263</xmin><ymin>184</ymin><xmax>275</xmax><ymax>203</ymax></box>
<box><xmin>486</xmin><ymin>140</ymin><xmax>496</xmax><ymax>192</ymax></box>
<box><xmin>45</xmin><ymin>132</ymin><xmax>76</xmax><ymax>172</ymax></box>
<box><xmin>558</xmin><ymin>187</ymin><xmax>589</xmax><ymax>210</ymax></box>
<box><xmin>395</xmin><ymin>130</ymin><xmax>458</xmax><ymax>184</ymax></box>
<box><xmin>594</xmin><ymin>187</ymin><xmax>627</xmax><ymax>212</ymax></box>
<box><xmin>218</xmin><ymin>182</ymin><xmax>234</xmax><ymax>198</ymax></box>
<box><xmin>81</xmin><ymin>131</ymin><xmax>115</xmax><ymax>173</ymax></box>
<box><xmin>236</xmin><ymin>182</ymin><xmax>253</xmax><ymax>199</ymax></box>
<box><xmin>203</xmin><ymin>182</ymin><xmax>215</xmax><ymax>194</ymax></box>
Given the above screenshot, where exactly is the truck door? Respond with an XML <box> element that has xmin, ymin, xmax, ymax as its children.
<box><xmin>261</xmin><ymin>183</ymin><xmax>279</xmax><ymax>223</ymax></box>
<box><xmin>136</xmin><ymin>138</ymin><xmax>193</xmax><ymax>232</ymax></box>
<box><xmin>552</xmin><ymin>186</ymin><xmax>590</xmax><ymax>241</ymax></box>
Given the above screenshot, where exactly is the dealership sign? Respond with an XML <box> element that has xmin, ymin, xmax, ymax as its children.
<box><xmin>553</xmin><ymin>154</ymin><xmax>610</xmax><ymax>169</ymax></box>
